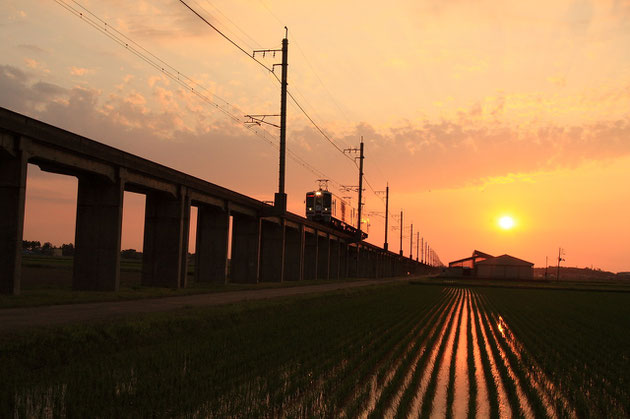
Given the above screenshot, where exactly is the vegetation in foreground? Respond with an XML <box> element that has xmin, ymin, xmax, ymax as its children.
<box><xmin>1</xmin><ymin>283</ymin><xmax>628</xmax><ymax>417</ymax></box>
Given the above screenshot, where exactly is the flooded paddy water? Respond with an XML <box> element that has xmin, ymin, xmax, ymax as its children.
<box><xmin>3</xmin><ymin>283</ymin><xmax>629</xmax><ymax>417</ymax></box>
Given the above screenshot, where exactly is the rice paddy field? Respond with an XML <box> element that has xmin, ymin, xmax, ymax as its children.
<box><xmin>1</xmin><ymin>282</ymin><xmax>628</xmax><ymax>417</ymax></box>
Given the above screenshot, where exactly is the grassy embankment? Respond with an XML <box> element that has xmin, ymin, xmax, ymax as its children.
<box><xmin>2</xmin><ymin>282</ymin><xmax>628</xmax><ymax>417</ymax></box>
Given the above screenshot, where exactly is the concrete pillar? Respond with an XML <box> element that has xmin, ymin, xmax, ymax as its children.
<box><xmin>195</xmin><ymin>205</ymin><xmax>229</xmax><ymax>284</ymax></box>
<box><xmin>329</xmin><ymin>238</ymin><xmax>340</xmax><ymax>280</ymax></box>
<box><xmin>357</xmin><ymin>246</ymin><xmax>365</xmax><ymax>278</ymax></box>
<box><xmin>317</xmin><ymin>233</ymin><xmax>330</xmax><ymax>280</ymax></box>
<box><xmin>260</xmin><ymin>218</ymin><xmax>285</xmax><ymax>282</ymax></box>
<box><xmin>73</xmin><ymin>175</ymin><xmax>124</xmax><ymax>291</ymax></box>
<box><xmin>339</xmin><ymin>242</ymin><xmax>348</xmax><ymax>279</ymax></box>
<box><xmin>284</xmin><ymin>225</ymin><xmax>303</xmax><ymax>281</ymax></box>
<box><xmin>304</xmin><ymin>230</ymin><xmax>318</xmax><ymax>280</ymax></box>
<box><xmin>348</xmin><ymin>245</ymin><xmax>358</xmax><ymax>278</ymax></box>
<box><xmin>371</xmin><ymin>251</ymin><xmax>378</xmax><ymax>278</ymax></box>
<box><xmin>0</xmin><ymin>148</ymin><xmax>27</xmax><ymax>295</ymax></box>
<box><xmin>231</xmin><ymin>213</ymin><xmax>260</xmax><ymax>283</ymax></box>
<box><xmin>142</xmin><ymin>190</ymin><xmax>190</xmax><ymax>288</ymax></box>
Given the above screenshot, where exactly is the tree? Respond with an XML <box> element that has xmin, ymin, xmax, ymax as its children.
<box><xmin>22</xmin><ymin>240</ymin><xmax>41</xmax><ymax>252</ymax></box>
<box><xmin>61</xmin><ymin>243</ymin><xmax>74</xmax><ymax>256</ymax></box>
<box><xmin>121</xmin><ymin>249</ymin><xmax>142</xmax><ymax>259</ymax></box>
<box><xmin>41</xmin><ymin>242</ymin><xmax>53</xmax><ymax>256</ymax></box>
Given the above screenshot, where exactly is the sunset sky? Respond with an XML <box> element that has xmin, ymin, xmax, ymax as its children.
<box><xmin>1</xmin><ymin>0</ymin><xmax>629</xmax><ymax>272</ymax></box>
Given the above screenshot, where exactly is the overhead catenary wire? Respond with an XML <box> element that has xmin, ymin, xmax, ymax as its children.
<box><xmin>197</xmin><ymin>0</ymin><xmax>264</xmax><ymax>50</ymax></box>
<box><xmin>55</xmin><ymin>0</ymin><xmax>344</xmax><ymax>190</ymax></box>
<box><xmin>178</xmin><ymin>0</ymin><xmax>275</xmax><ymax>74</ymax></box>
<box><xmin>57</xmin><ymin>0</ymin><xmax>440</xmax><ymax>258</ymax></box>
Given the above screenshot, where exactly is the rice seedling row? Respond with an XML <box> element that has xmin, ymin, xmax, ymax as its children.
<box><xmin>2</xmin><ymin>283</ymin><xmax>627</xmax><ymax>417</ymax></box>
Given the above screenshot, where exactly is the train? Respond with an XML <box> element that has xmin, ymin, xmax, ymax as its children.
<box><xmin>305</xmin><ymin>189</ymin><xmax>367</xmax><ymax>239</ymax></box>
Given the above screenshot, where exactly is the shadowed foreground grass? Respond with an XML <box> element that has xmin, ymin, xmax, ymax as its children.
<box><xmin>1</xmin><ymin>283</ymin><xmax>628</xmax><ymax>417</ymax></box>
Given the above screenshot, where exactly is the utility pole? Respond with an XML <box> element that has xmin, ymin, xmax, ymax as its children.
<box><xmin>275</xmin><ymin>28</ymin><xmax>289</xmax><ymax>212</ymax></box>
<box><xmin>357</xmin><ymin>138</ymin><xmax>364</xmax><ymax>238</ymax></box>
<box><xmin>384</xmin><ymin>184</ymin><xmax>389</xmax><ymax>251</ymax></box>
<box><xmin>399</xmin><ymin>210</ymin><xmax>403</xmax><ymax>256</ymax></box>
<box><xmin>343</xmin><ymin>138</ymin><xmax>365</xmax><ymax>240</ymax></box>
<box><xmin>544</xmin><ymin>256</ymin><xmax>548</xmax><ymax>280</ymax></box>
<box><xmin>410</xmin><ymin>223</ymin><xmax>413</xmax><ymax>260</ymax></box>
<box><xmin>421</xmin><ymin>237</ymin><xmax>424</xmax><ymax>263</ymax></box>
<box><xmin>556</xmin><ymin>247</ymin><xmax>564</xmax><ymax>281</ymax></box>
<box><xmin>250</xmin><ymin>28</ymin><xmax>289</xmax><ymax>213</ymax></box>
<box><xmin>416</xmin><ymin>232</ymin><xmax>420</xmax><ymax>262</ymax></box>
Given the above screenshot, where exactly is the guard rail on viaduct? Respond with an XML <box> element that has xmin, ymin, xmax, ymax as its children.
<box><xmin>0</xmin><ymin>107</ymin><xmax>427</xmax><ymax>295</ymax></box>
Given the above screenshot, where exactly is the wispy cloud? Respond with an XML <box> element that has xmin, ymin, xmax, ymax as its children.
<box><xmin>69</xmin><ymin>66</ymin><xmax>93</xmax><ymax>76</ymax></box>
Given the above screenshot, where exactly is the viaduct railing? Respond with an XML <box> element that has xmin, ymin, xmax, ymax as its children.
<box><xmin>0</xmin><ymin>107</ymin><xmax>428</xmax><ymax>295</ymax></box>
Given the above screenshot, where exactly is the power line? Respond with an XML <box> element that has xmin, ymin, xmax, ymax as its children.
<box><xmin>176</xmin><ymin>1</ymin><xmax>395</xmax><ymax>215</ymax></box>
<box><xmin>178</xmin><ymin>0</ymin><xmax>274</xmax><ymax>73</ymax></box>
<box><xmin>198</xmin><ymin>0</ymin><xmax>263</xmax><ymax>50</ymax></box>
<box><xmin>55</xmin><ymin>0</ymin><xmax>342</xmax><ymax>191</ymax></box>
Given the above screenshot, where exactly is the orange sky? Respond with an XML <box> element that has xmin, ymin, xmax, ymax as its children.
<box><xmin>2</xmin><ymin>0</ymin><xmax>629</xmax><ymax>271</ymax></box>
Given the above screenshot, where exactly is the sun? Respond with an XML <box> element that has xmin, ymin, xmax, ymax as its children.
<box><xmin>498</xmin><ymin>215</ymin><xmax>516</xmax><ymax>230</ymax></box>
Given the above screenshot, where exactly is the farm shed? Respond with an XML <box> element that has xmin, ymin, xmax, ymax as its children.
<box><xmin>475</xmin><ymin>254</ymin><xmax>533</xmax><ymax>280</ymax></box>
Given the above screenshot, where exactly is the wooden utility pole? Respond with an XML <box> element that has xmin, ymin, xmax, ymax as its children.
<box><xmin>416</xmin><ymin>232</ymin><xmax>420</xmax><ymax>262</ymax></box>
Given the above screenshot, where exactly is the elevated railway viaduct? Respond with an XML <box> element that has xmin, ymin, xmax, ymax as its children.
<box><xmin>1</xmin><ymin>107</ymin><xmax>426</xmax><ymax>295</ymax></box>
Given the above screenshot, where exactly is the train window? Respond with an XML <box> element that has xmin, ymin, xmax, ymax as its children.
<box><xmin>306</xmin><ymin>195</ymin><xmax>314</xmax><ymax>208</ymax></box>
<box><xmin>332</xmin><ymin>199</ymin><xmax>336</xmax><ymax>216</ymax></box>
<box><xmin>323</xmin><ymin>193</ymin><xmax>332</xmax><ymax>208</ymax></box>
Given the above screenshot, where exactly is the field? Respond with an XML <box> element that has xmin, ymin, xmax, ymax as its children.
<box><xmin>1</xmin><ymin>282</ymin><xmax>628</xmax><ymax>417</ymax></box>
<box><xmin>2</xmin><ymin>256</ymin><xmax>366</xmax><ymax>308</ymax></box>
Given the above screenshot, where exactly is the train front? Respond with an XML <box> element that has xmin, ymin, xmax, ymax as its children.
<box><xmin>305</xmin><ymin>190</ymin><xmax>331</xmax><ymax>222</ymax></box>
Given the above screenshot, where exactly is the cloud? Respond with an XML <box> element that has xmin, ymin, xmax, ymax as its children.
<box><xmin>110</xmin><ymin>0</ymin><xmax>212</xmax><ymax>42</ymax></box>
<box><xmin>69</xmin><ymin>66</ymin><xmax>93</xmax><ymax>76</ymax></box>
<box><xmin>566</xmin><ymin>0</ymin><xmax>594</xmax><ymax>37</ymax></box>
<box><xmin>23</xmin><ymin>58</ymin><xmax>49</xmax><ymax>73</ymax></box>
<box><xmin>0</xmin><ymin>65</ymin><xmax>280</xmax><ymax>196</ymax></box>
<box><xmin>2</xmin><ymin>63</ymin><xmax>629</xmax><ymax>196</ymax></box>
<box><xmin>17</xmin><ymin>44</ymin><xmax>47</xmax><ymax>54</ymax></box>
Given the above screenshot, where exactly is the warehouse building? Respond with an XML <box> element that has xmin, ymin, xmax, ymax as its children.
<box><xmin>475</xmin><ymin>254</ymin><xmax>533</xmax><ymax>280</ymax></box>
<box><xmin>445</xmin><ymin>250</ymin><xmax>534</xmax><ymax>280</ymax></box>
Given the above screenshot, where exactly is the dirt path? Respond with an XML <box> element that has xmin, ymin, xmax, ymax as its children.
<box><xmin>0</xmin><ymin>279</ymin><xmax>398</xmax><ymax>332</ymax></box>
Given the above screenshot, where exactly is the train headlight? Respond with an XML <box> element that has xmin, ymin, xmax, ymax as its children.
<box><xmin>315</xmin><ymin>191</ymin><xmax>322</xmax><ymax>196</ymax></box>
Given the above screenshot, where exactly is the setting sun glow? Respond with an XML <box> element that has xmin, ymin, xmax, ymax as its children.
<box><xmin>498</xmin><ymin>216</ymin><xmax>516</xmax><ymax>230</ymax></box>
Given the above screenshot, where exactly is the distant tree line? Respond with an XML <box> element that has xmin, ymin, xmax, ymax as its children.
<box><xmin>22</xmin><ymin>242</ymin><xmax>195</xmax><ymax>260</ymax></box>
<box><xmin>22</xmin><ymin>240</ymin><xmax>75</xmax><ymax>256</ymax></box>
